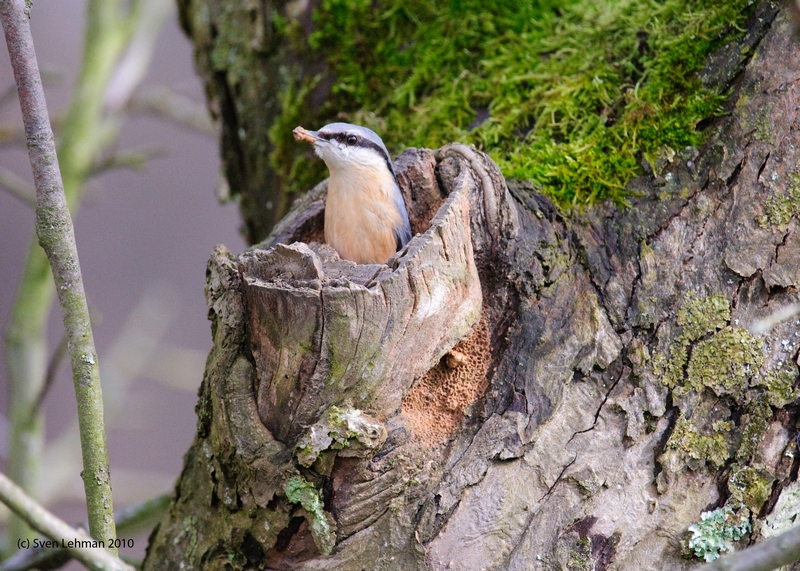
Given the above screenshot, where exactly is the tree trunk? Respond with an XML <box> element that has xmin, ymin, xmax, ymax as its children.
<box><xmin>144</xmin><ymin>2</ymin><xmax>800</xmax><ymax>570</ymax></box>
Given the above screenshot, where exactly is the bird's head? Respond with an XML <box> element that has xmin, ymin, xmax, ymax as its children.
<box><xmin>293</xmin><ymin>122</ymin><xmax>397</xmax><ymax>180</ymax></box>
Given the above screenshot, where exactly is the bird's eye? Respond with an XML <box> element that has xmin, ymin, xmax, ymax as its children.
<box><xmin>346</xmin><ymin>134</ymin><xmax>358</xmax><ymax>146</ymax></box>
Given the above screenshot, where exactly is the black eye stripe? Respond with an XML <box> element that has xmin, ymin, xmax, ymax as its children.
<box><xmin>318</xmin><ymin>131</ymin><xmax>397</xmax><ymax>180</ymax></box>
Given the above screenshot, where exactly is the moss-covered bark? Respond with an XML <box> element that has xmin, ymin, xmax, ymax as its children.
<box><xmin>177</xmin><ymin>0</ymin><xmax>767</xmax><ymax>243</ymax></box>
<box><xmin>146</xmin><ymin>1</ymin><xmax>800</xmax><ymax>569</ymax></box>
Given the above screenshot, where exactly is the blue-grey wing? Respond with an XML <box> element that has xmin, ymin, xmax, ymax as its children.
<box><xmin>392</xmin><ymin>184</ymin><xmax>412</xmax><ymax>250</ymax></box>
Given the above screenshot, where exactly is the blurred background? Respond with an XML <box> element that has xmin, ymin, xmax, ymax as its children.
<box><xmin>0</xmin><ymin>0</ymin><xmax>246</xmax><ymax>565</ymax></box>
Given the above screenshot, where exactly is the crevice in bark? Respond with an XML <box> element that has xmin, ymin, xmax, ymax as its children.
<box><xmin>568</xmin><ymin>364</ymin><xmax>625</xmax><ymax>444</ymax></box>
<box><xmin>652</xmin><ymin>407</ymin><xmax>679</xmax><ymax>480</ymax></box>
<box><xmin>774</xmin><ymin>230</ymin><xmax>791</xmax><ymax>263</ymax></box>
<box><xmin>757</xmin><ymin>152</ymin><xmax>771</xmax><ymax>183</ymax></box>
<box><xmin>540</xmin><ymin>456</ymin><xmax>578</xmax><ymax>502</ymax></box>
<box><xmin>760</xmin><ymin>477</ymin><xmax>786</xmax><ymax>519</ymax></box>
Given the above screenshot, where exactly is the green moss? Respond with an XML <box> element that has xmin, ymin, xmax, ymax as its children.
<box><xmin>686</xmin><ymin>506</ymin><xmax>750</xmax><ymax>562</ymax></box>
<box><xmin>275</xmin><ymin>0</ymin><xmax>755</xmax><ymax>207</ymax></box>
<box><xmin>757</xmin><ymin>171</ymin><xmax>800</xmax><ymax>230</ymax></box>
<box><xmin>269</xmin><ymin>79</ymin><xmax>322</xmax><ymax>198</ymax></box>
<box><xmin>284</xmin><ymin>475</ymin><xmax>337</xmax><ymax>554</ymax></box>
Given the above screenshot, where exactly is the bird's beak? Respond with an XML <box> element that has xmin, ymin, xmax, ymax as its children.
<box><xmin>293</xmin><ymin>126</ymin><xmax>321</xmax><ymax>144</ymax></box>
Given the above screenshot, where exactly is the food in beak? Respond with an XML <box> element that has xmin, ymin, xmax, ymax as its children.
<box><xmin>293</xmin><ymin>126</ymin><xmax>319</xmax><ymax>143</ymax></box>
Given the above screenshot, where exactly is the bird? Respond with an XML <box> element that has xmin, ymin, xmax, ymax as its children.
<box><xmin>293</xmin><ymin>122</ymin><xmax>412</xmax><ymax>265</ymax></box>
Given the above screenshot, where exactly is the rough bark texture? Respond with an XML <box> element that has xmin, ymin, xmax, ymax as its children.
<box><xmin>144</xmin><ymin>3</ymin><xmax>800</xmax><ymax>570</ymax></box>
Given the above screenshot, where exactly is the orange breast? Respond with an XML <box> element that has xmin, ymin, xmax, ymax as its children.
<box><xmin>324</xmin><ymin>167</ymin><xmax>403</xmax><ymax>264</ymax></box>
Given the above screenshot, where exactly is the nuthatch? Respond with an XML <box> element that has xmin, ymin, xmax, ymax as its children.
<box><xmin>293</xmin><ymin>123</ymin><xmax>412</xmax><ymax>265</ymax></box>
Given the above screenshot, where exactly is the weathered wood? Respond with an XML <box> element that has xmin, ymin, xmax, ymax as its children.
<box><xmin>240</xmin><ymin>150</ymin><xmax>483</xmax><ymax>445</ymax></box>
<box><xmin>145</xmin><ymin>4</ymin><xmax>800</xmax><ymax>570</ymax></box>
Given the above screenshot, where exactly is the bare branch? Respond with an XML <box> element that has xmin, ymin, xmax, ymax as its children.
<box><xmin>90</xmin><ymin>145</ymin><xmax>169</xmax><ymax>175</ymax></box>
<box><xmin>104</xmin><ymin>0</ymin><xmax>174</xmax><ymax>112</ymax></box>
<box><xmin>128</xmin><ymin>85</ymin><xmax>217</xmax><ymax>136</ymax></box>
<box><xmin>696</xmin><ymin>525</ymin><xmax>800</xmax><ymax>571</ymax></box>
<box><xmin>0</xmin><ymin>167</ymin><xmax>35</xmax><ymax>207</ymax></box>
<box><xmin>749</xmin><ymin>303</ymin><xmax>800</xmax><ymax>334</ymax></box>
<box><xmin>0</xmin><ymin>471</ymin><xmax>134</xmax><ymax>571</ymax></box>
<box><xmin>0</xmin><ymin>122</ymin><xmax>26</xmax><ymax>145</ymax></box>
<box><xmin>0</xmin><ymin>0</ymin><xmax>118</xmax><ymax>547</ymax></box>
<box><xmin>0</xmin><ymin>494</ymin><xmax>169</xmax><ymax>571</ymax></box>
<box><xmin>32</xmin><ymin>334</ymin><xmax>67</xmax><ymax>415</ymax></box>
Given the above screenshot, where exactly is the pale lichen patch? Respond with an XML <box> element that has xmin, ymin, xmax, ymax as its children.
<box><xmin>654</xmin><ymin>295</ymin><xmax>789</xmax><ymax>490</ymax></box>
<box><xmin>683</xmin><ymin>327</ymin><xmax>764</xmax><ymax>399</ymax></box>
<box><xmin>757</xmin><ymin>171</ymin><xmax>800</xmax><ymax>230</ymax></box>
<box><xmin>294</xmin><ymin>406</ymin><xmax>387</xmax><ymax>469</ymax></box>
<box><xmin>685</xmin><ymin>506</ymin><xmax>750</xmax><ymax>562</ymax></box>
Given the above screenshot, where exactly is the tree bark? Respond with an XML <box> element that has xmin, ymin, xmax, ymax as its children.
<box><xmin>176</xmin><ymin>0</ymin><xmax>325</xmax><ymax>243</ymax></box>
<box><xmin>145</xmin><ymin>2</ymin><xmax>800</xmax><ymax>570</ymax></box>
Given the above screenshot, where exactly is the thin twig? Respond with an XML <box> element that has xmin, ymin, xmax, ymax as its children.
<box><xmin>0</xmin><ymin>494</ymin><xmax>170</xmax><ymax>571</ymax></box>
<box><xmin>104</xmin><ymin>0</ymin><xmax>175</xmax><ymax>113</ymax></box>
<box><xmin>0</xmin><ymin>115</ymin><xmax>64</xmax><ymax>146</ymax></box>
<box><xmin>696</xmin><ymin>525</ymin><xmax>800</xmax><ymax>571</ymax></box>
<box><xmin>749</xmin><ymin>303</ymin><xmax>800</xmax><ymax>335</ymax></box>
<box><xmin>0</xmin><ymin>0</ymin><xmax>118</xmax><ymax>547</ymax></box>
<box><xmin>127</xmin><ymin>86</ymin><xmax>217</xmax><ymax>136</ymax></box>
<box><xmin>0</xmin><ymin>472</ymin><xmax>134</xmax><ymax>571</ymax></box>
<box><xmin>0</xmin><ymin>166</ymin><xmax>36</xmax><ymax>207</ymax></box>
<box><xmin>31</xmin><ymin>334</ymin><xmax>68</xmax><ymax>415</ymax></box>
<box><xmin>3</xmin><ymin>0</ymin><xmax>169</xmax><ymax>554</ymax></box>
<box><xmin>0</xmin><ymin>143</ymin><xmax>169</xmax><ymax>202</ymax></box>
<box><xmin>0</xmin><ymin>121</ymin><xmax>26</xmax><ymax>145</ymax></box>
<box><xmin>90</xmin><ymin>145</ymin><xmax>169</xmax><ymax>176</ymax></box>
<box><xmin>0</xmin><ymin>69</ymin><xmax>60</xmax><ymax>108</ymax></box>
